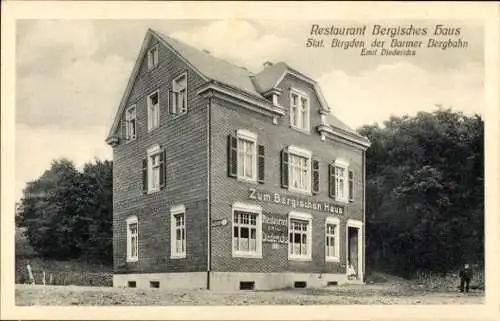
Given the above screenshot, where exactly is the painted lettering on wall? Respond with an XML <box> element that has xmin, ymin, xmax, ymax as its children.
<box><xmin>262</xmin><ymin>213</ymin><xmax>288</xmax><ymax>244</ymax></box>
<box><xmin>248</xmin><ymin>188</ymin><xmax>344</xmax><ymax>215</ymax></box>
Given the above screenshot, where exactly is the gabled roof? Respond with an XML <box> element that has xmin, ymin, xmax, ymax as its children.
<box><xmin>152</xmin><ymin>30</ymin><xmax>261</xmax><ymax>97</ymax></box>
<box><xmin>106</xmin><ymin>28</ymin><xmax>368</xmax><ymax>144</ymax></box>
<box><xmin>251</xmin><ymin>62</ymin><xmax>289</xmax><ymax>93</ymax></box>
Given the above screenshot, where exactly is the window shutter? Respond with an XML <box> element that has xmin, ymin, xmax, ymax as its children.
<box><xmin>348</xmin><ymin>170</ymin><xmax>354</xmax><ymax>202</ymax></box>
<box><xmin>280</xmin><ymin>149</ymin><xmax>289</xmax><ymax>188</ymax></box>
<box><xmin>168</xmin><ymin>89</ymin><xmax>174</xmax><ymax>115</ymax></box>
<box><xmin>121</xmin><ymin>120</ymin><xmax>127</xmax><ymax>140</ymax></box>
<box><xmin>227</xmin><ymin>135</ymin><xmax>237</xmax><ymax>178</ymax></box>
<box><xmin>258</xmin><ymin>145</ymin><xmax>265</xmax><ymax>184</ymax></box>
<box><xmin>159</xmin><ymin>149</ymin><xmax>166</xmax><ymax>189</ymax></box>
<box><xmin>328</xmin><ymin>164</ymin><xmax>335</xmax><ymax>198</ymax></box>
<box><xmin>312</xmin><ymin>159</ymin><xmax>319</xmax><ymax>194</ymax></box>
<box><xmin>142</xmin><ymin>157</ymin><xmax>148</xmax><ymax>194</ymax></box>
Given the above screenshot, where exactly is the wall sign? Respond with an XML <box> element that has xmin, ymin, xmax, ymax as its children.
<box><xmin>262</xmin><ymin>213</ymin><xmax>288</xmax><ymax>244</ymax></box>
<box><xmin>248</xmin><ymin>188</ymin><xmax>344</xmax><ymax>215</ymax></box>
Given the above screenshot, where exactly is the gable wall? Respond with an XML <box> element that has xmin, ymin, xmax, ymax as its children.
<box><xmin>112</xmin><ymin>36</ymin><xmax>209</xmax><ymax>275</ymax></box>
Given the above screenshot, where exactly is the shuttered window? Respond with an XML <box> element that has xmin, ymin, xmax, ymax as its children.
<box><xmin>329</xmin><ymin>159</ymin><xmax>351</xmax><ymax>203</ymax></box>
<box><xmin>227</xmin><ymin>130</ymin><xmax>262</xmax><ymax>183</ymax></box>
<box><xmin>282</xmin><ymin>146</ymin><xmax>312</xmax><ymax>193</ymax></box>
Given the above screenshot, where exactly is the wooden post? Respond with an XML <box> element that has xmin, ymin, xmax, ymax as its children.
<box><xmin>26</xmin><ymin>264</ymin><xmax>35</xmax><ymax>285</ymax></box>
<box><xmin>42</xmin><ymin>271</ymin><xmax>46</xmax><ymax>285</ymax></box>
<box><xmin>49</xmin><ymin>273</ymin><xmax>54</xmax><ymax>285</ymax></box>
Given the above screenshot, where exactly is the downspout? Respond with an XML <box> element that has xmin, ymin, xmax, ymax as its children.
<box><xmin>362</xmin><ymin>149</ymin><xmax>366</xmax><ymax>283</ymax></box>
<box><xmin>206</xmin><ymin>94</ymin><xmax>212</xmax><ymax>290</ymax></box>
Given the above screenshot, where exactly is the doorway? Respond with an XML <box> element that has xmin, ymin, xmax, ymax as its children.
<box><xmin>346</xmin><ymin>220</ymin><xmax>363</xmax><ymax>281</ymax></box>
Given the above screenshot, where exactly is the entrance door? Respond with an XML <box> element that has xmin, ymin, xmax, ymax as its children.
<box><xmin>348</xmin><ymin>227</ymin><xmax>359</xmax><ymax>277</ymax></box>
<box><xmin>346</xmin><ymin>220</ymin><xmax>363</xmax><ymax>281</ymax></box>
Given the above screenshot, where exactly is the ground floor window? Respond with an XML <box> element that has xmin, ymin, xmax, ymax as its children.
<box><xmin>232</xmin><ymin>203</ymin><xmax>262</xmax><ymax>258</ymax></box>
<box><xmin>325</xmin><ymin>217</ymin><xmax>340</xmax><ymax>262</ymax></box>
<box><xmin>170</xmin><ymin>205</ymin><xmax>186</xmax><ymax>258</ymax></box>
<box><xmin>288</xmin><ymin>212</ymin><xmax>312</xmax><ymax>260</ymax></box>
<box><xmin>126</xmin><ymin>216</ymin><xmax>138</xmax><ymax>262</ymax></box>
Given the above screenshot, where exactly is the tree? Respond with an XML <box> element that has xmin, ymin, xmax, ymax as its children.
<box><xmin>359</xmin><ymin>108</ymin><xmax>484</xmax><ymax>277</ymax></box>
<box><xmin>17</xmin><ymin>158</ymin><xmax>113</xmax><ymax>264</ymax></box>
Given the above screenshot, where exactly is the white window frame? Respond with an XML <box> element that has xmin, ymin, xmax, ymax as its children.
<box><xmin>325</xmin><ymin>217</ymin><xmax>340</xmax><ymax>262</ymax></box>
<box><xmin>170</xmin><ymin>205</ymin><xmax>186</xmax><ymax>259</ymax></box>
<box><xmin>147</xmin><ymin>144</ymin><xmax>162</xmax><ymax>193</ymax></box>
<box><xmin>232</xmin><ymin>202</ymin><xmax>262</xmax><ymax>258</ymax></box>
<box><xmin>126</xmin><ymin>216</ymin><xmax>139</xmax><ymax>262</ymax></box>
<box><xmin>288</xmin><ymin>211</ymin><xmax>312</xmax><ymax>261</ymax></box>
<box><xmin>125</xmin><ymin>105</ymin><xmax>137</xmax><ymax>141</ymax></box>
<box><xmin>172</xmin><ymin>72</ymin><xmax>188</xmax><ymax>115</ymax></box>
<box><xmin>147</xmin><ymin>45</ymin><xmax>159</xmax><ymax>70</ymax></box>
<box><xmin>236</xmin><ymin>129</ymin><xmax>258</xmax><ymax>183</ymax></box>
<box><xmin>334</xmin><ymin>159</ymin><xmax>350</xmax><ymax>203</ymax></box>
<box><xmin>289</xmin><ymin>88</ymin><xmax>310</xmax><ymax>133</ymax></box>
<box><xmin>288</xmin><ymin>145</ymin><xmax>312</xmax><ymax>194</ymax></box>
<box><xmin>147</xmin><ymin>90</ymin><xmax>160</xmax><ymax>131</ymax></box>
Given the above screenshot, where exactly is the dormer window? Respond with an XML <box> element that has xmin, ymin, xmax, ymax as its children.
<box><xmin>147</xmin><ymin>45</ymin><xmax>159</xmax><ymax>70</ymax></box>
<box><xmin>290</xmin><ymin>89</ymin><xmax>310</xmax><ymax>133</ymax></box>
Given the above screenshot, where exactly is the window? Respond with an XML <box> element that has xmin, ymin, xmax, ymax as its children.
<box><xmin>125</xmin><ymin>106</ymin><xmax>137</xmax><ymax>141</ymax></box>
<box><xmin>170</xmin><ymin>205</ymin><xmax>186</xmax><ymax>258</ymax></box>
<box><xmin>333</xmin><ymin>159</ymin><xmax>349</xmax><ymax>202</ymax></box>
<box><xmin>228</xmin><ymin>130</ymin><xmax>264</xmax><ymax>184</ymax></box>
<box><xmin>126</xmin><ymin>216</ymin><xmax>138</xmax><ymax>262</ymax></box>
<box><xmin>287</xmin><ymin>146</ymin><xmax>312</xmax><ymax>194</ymax></box>
<box><xmin>172</xmin><ymin>73</ymin><xmax>188</xmax><ymax>115</ymax></box>
<box><xmin>290</xmin><ymin>89</ymin><xmax>310</xmax><ymax>132</ymax></box>
<box><xmin>147</xmin><ymin>45</ymin><xmax>159</xmax><ymax>70</ymax></box>
<box><xmin>143</xmin><ymin>144</ymin><xmax>165</xmax><ymax>194</ymax></box>
<box><xmin>237</xmin><ymin>130</ymin><xmax>257</xmax><ymax>182</ymax></box>
<box><xmin>147</xmin><ymin>90</ymin><xmax>160</xmax><ymax>131</ymax></box>
<box><xmin>329</xmin><ymin>159</ymin><xmax>351</xmax><ymax>202</ymax></box>
<box><xmin>232</xmin><ymin>203</ymin><xmax>262</xmax><ymax>258</ymax></box>
<box><xmin>288</xmin><ymin>212</ymin><xmax>312</xmax><ymax>260</ymax></box>
<box><xmin>335</xmin><ymin>167</ymin><xmax>346</xmax><ymax>200</ymax></box>
<box><xmin>325</xmin><ymin>217</ymin><xmax>340</xmax><ymax>262</ymax></box>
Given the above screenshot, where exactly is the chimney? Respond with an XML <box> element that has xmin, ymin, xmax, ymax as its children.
<box><xmin>263</xmin><ymin>61</ymin><xmax>273</xmax><ymax>68</ymax></box>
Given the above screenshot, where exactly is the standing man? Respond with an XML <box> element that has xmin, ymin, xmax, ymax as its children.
<box><xmin>459</xmin><ymin>263</ymin><xmax>473</xmax><ymax>293</ymax></box>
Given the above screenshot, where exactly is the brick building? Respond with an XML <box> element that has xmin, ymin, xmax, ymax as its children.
<box><xmin>106</xmin><ymin>28</ymin><xmax>370</xmax><ymax>291</ymax></box>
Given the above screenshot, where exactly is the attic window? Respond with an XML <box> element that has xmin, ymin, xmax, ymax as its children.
<box><xmin>290</xmin><ymin>89</ymin><xmax>310</xmax><ymax>133</ymax></box>
<box><xmin>148</xmin><ymin>45</ymin><xmax>159</xmax><ymax>70</ymax></box>
<box><xmin>171</xmin><ymin>73</ymin><xmax>188</xmax><ymax>115</ymax></box>
<box><xmin>125</xmin><ymin>105</ymin><xmax>137</xmax><ymax>141</ymax></box>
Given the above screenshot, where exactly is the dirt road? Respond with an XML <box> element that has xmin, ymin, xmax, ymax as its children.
<box><xmin>15</xmin><ymin>284</ymin><xmax>484</xmax><ymax>306</ymax></box>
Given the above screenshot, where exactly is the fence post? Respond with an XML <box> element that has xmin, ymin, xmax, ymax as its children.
<box><xmin>26</xmin><ymin>264</ymin><xmax>35</xmax><ymax>285</ymax></box>
<box><xmin>49</xmin><ymin>273</ymin><xmax>54</xmax><ymax>285</ymax></box>
<box><xmin>42</xmin><ymin>271</ymin><xmax>46</xmax><ymax>286</ymax></box>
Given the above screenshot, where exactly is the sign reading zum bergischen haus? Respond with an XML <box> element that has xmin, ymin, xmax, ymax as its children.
<box><xmin>248</xmin><ymin>188</ymin><xmax>344</xmax><ymax>215</ymax></box>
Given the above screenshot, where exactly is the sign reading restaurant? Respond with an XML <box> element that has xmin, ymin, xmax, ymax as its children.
<box><xmin>248</xmin><ymin>188</ymin><xmax>344</xmax><ymax>215</ymax></box>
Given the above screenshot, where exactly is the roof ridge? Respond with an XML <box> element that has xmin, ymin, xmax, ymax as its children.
<box><xmin>151</xmin><ymin>28</ymin><xmax>256</xmax><ymax>77</ymax></box>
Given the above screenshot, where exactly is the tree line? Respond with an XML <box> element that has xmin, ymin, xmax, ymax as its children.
<box><xmin>16</xmin><ymin>108</ymin><xmax>484</xmax><ymax>276</ymax></box>
<box><xmin>359</xmin><ymin>108</ymin><xmax>483</xmax><ymax>277</ymax></box>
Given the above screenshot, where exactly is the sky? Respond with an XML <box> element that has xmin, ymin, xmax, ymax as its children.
<box><xmin>15</xmin><ymin>19</ymin><xmax>484</xmax><ymax>202</ymax></box>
